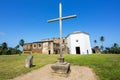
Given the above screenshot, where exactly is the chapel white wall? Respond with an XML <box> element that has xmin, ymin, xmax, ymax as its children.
<box><xmin>67</xmin><ymin>33</ymin><xmax>92</xmax><ymax>54</ymax></box>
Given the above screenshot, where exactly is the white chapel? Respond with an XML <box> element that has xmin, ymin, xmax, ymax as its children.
<box><xmin>66</xmin><ymin>31</ymin><xmax>92</xmax><ymax>54</ymax></box>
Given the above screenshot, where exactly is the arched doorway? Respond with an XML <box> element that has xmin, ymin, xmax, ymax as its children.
<box><xmin>76</xmin><ymin>47</ymin><xmax>81</xmax><ymax>54</ymax></box>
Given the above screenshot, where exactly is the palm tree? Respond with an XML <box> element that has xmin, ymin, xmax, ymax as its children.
<box><xmin>19</xmin><ymin>39</ymin><xmax>24</xmax><ymax>51</ymax></box>
<box><xmin>2</xmin><ymin>42</ymin><xmax>8</xmax><ymax>50</ymax></box>
<box><xmin>100</xmin><ymin>45</ymin><xmax>104</xmax><ymax>51</ymax></box>
<box><xmin>94</xmin><ymin>40</ymin><xmax>97</xmax><ymax>47</ymax></box>
<box><xmin>19</xmin><ymin>39</ymin><xmax>24</xmax><ymax>47</ymax></box>
<box><xmin>113</xmin><ymin>43</ymin><xmax>119</xmax><ymax>48</ymax></box>
<box><xmin>1</xmin><ymin>42</ymin><xmax>8</xmax><ymax>55</ymax></box>
<box><xmin>15</xmin><ymin>45</ymin><xmax>19</xmax><ymax>50</ymax></box>
<box><xmin>100</xmin><ymin>36</ymin><xmax>105</xmax><ymax>51</ymax></box>
<box><xmin>0</xmin><ymin>44</ymin><xmax>2</xmax><ymax>50</ymax></box>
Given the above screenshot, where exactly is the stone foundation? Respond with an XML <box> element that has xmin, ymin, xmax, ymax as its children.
<box><xmin>51</xmin><ymin>62</ymin><xmax>70</xmax><ymax>74</ymax></box>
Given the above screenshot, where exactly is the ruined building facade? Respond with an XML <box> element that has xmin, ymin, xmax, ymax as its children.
<box><xmin>23</xmin><ymin>38</ymin><xmax>67</xmax><ymax>54</ymax></box>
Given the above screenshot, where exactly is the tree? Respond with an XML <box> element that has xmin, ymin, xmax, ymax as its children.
<box><xmin>19</xmin><ymin>39</ymin><xmax>24</xmax><ymax>48</ymax></box>
<box><xmin>15</xmin><ymin>45</ymin><xmax>22</xmax><ymax>55</ymax></box>
<box><xmin>100</xmin><ymin>36</ymin><xmax>105</xmax><ymax>51</ymax></box>
<box><xmin>15</xmin><ymin>45</ymin><xmax>19</xmax><ymax>50</ymax></box>
<box><xmin>100</xmin><ymin>45</ymin><xmax>104</xmax><ymax>52</ymax></box>
<box><xmin>0</xmin><ymin>42</ymin><xmax>22</xmax><ymax>55</ymax></box>
<box><xmin>113</xmin><ymin>43</ymin><xmax>119</xmax><ymax>48</ymax></box>
<box><xmin>103</xmin><ymin>43</ymin><xmax>120</xmax><ymax>54</ymax></box>
<box><xmin>7</xmin><ymin>47</ymin><xmax>22</xmax><ymax>55</ymax></box>
<box><xmin>1</xmin><ymin>42</ymin><xmax>8</xmax><ymax>50</ymax></box>
<box><xmin>0</xmin><ymin>46</ymin><xmax>2</xmax><ymax>55</ymax></box>
<box><xmin>94</xmin><ymin>40</ymin><xmax>97</xmax><ymax>47</ymax></box>
<box><xmin>1</xmin><ymin>42</ymin><xmax>8</xmax><ymax>55</ymax></box>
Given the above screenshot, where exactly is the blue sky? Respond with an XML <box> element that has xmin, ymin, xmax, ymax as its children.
<box><xmin>0</xmin><ymin>0</ymin><xmax>120</xmax><ymax>48</ymax></box>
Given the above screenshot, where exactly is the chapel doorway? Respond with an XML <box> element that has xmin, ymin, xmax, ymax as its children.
<box><xmin>48</xmin><ymin>50</ymin><xmax>51</xmax><ymax>55</ymax></box>
<box><xmin>76</xmin><ymin>47</ymin><xmax>80</xmax><ymax>54</ymax></box>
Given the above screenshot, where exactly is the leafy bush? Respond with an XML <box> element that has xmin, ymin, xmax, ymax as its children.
<box><xmin>7</xmin><ymin>47</ymin><xmax>22</xmax><ymax>55</ymax></box>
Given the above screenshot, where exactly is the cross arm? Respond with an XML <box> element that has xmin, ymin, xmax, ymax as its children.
<box><xmin>48</xmin><ymin>18</ymin><xmax>60</xmax><ymax>23</ymax></box>
<box><xmin>47</xmin><ymin>15</ymin><xmax>77</xmax><ymax>23</ymax></box>
<box><xmin>62</xmin><ymin>15</ymin><xmax>77</xmax><ymax>20</ymax></box>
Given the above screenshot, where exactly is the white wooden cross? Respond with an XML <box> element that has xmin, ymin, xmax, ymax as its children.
<box><xmin>48</xmin><ymin>2</ymin><xmax>76</xmax><ymax>62</ymax></box>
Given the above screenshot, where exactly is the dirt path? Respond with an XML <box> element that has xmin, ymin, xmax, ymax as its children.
<box><xmin>12</xmin><ymin>64</ymin><xmax>99</xmax><ymax>80</ymax></box>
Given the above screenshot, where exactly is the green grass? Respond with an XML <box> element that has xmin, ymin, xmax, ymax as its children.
<box><xmin>0</xmin><ymin>54</ymin><xmax>58</xmax><ymax>80</ymax></box>
<box><xmin>64</xmin><ymin>54</ymin><xmax>120</xmax><ymax>80</ymax></box>
<box><xmin>0</xmin><ymin>54</ymin><xmax>120</xmax><ymax>80</ymax></box>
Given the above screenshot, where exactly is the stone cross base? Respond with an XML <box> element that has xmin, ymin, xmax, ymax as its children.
<box><xmin>51</xmin><ymin>62</ymin><xmax>70</xmax><ymax>74</ymax></box>
<box><xmin>59</xmin><ymin>57</ymin><xmax>64</xmax><ymax>63</ymax></box>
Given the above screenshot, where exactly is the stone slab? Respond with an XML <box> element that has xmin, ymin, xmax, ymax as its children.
<box><xmin>25</xmin><ymin>55</ymin><xmax>33</xmax><ymax>68</ymax></box>
<box><xmin>51</xmin><ymin>62</ymin><xmax>70</xmax><ymax>73</ymax></box>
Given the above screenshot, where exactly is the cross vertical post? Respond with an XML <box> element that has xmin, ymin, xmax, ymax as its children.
<box><xmin>59</xmin><ymin>3</ymin><xmax>63</xmax><ymax>61</ymax></box>
<box><xmin>48</xmin><ymin>2</ymin><xmax>76</xmax><ymax>63</ymax></box>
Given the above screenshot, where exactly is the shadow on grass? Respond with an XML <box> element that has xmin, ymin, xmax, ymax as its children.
<box><xmin>31</xmin><ymin>65</ymin><xmax>36</xmax><ymax>67</ymax></box>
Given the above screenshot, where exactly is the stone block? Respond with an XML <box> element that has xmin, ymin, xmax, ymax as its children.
<box><xmin>51</xmin><ymin>62</ymin><xmax>70</xmax><ymax>74</ymax></box>
<box><xmin>25</xmin><ymin>55</ymin><xmax>33</xmax><ymax>68</ymax></box>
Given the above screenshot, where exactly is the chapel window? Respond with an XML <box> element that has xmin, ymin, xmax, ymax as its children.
<box><xmin>76</xmin><ymin>40</ymin><xmax>79</xmax><ymax>42</ymax></box>
<box><xmin>34</xmin><ymin>44</ymin><xmax>36</xmax><ymax>47</ymax></box>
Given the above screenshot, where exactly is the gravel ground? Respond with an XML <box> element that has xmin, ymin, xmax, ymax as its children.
<box><xmin>12</xmin><ymin>64</ymin><xmax>99</xmax><ymax>80</ymax></box>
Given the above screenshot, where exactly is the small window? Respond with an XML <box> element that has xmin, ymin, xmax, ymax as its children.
<box><xmin>76</xmin><ymin>40</ymin><xmax>78</xmax><ymax>42</ymax></box>
<box><xmin>39</xmin><ymin>44</ymin><xmax>41</xmax><ymax>47</ymax></box>
<box><xmin>34</xmin><ymin>44</ymin><xmax>36</xmax><ymax>47</ymax></box>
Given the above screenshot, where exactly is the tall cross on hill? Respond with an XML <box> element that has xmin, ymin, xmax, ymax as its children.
<box><xmin>48</xmin><ymin>2</ymin><xmax>77</xmax><ymax>63</ymax></box>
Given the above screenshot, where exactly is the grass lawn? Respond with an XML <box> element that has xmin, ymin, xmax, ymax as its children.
<box><xmin>0</xmin><ymin>54</ymin><xmax>58</xmax><ymax>80</ymax></box>
<box><xmin>0</xmin><ymin>54</ymin><xmax>120</xmax><ymax>80</ymax></box>
<box><xmin>65</xmin><ymin>54</ymin><xmax>120</xmax><ymax>80</ymax></box>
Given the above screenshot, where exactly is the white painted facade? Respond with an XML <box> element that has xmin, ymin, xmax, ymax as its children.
<box><xmin>66</xmin><ymin>31</ymin><xmax>92</xmax><ymax>54</ymax></box>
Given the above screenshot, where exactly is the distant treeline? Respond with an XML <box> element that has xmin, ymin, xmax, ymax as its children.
<box><xmin>103</xmin><ymin>43</ymin><xmax>120</xmax><ymax>54</ymax></box>
<box><xmin>0</xmin><ymin>42</ymin><xmax>21</xmax><ymax>55</ymax></box>
<box><xmin>94</xmin><ymin>36</ymin><xmax>120</xmax><ymax>54</ymax></box>
<box><xmin>93</xmin><ymin>43</ymin><xmax>120</xmax><ymax>54</ymax></box>
<box><xmin>0</xmin><ymin>39</ymin><xmax>24</xmax><ymax>55</ymax></box>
